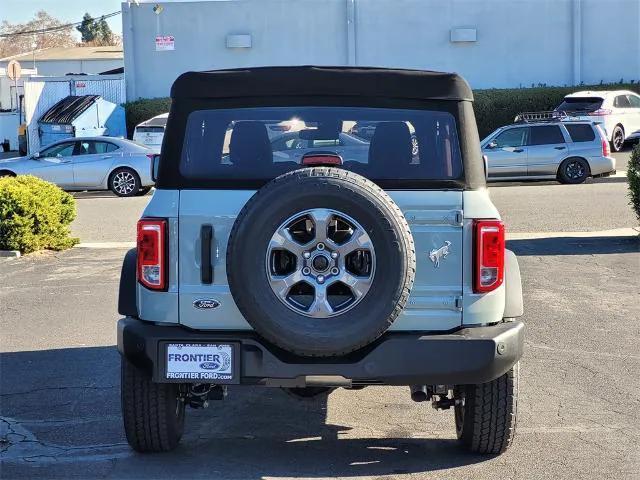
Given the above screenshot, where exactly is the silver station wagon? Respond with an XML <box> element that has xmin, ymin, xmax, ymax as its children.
<box><xmin>481</xmin><ymin>118</ymin><xmax>616</xmax><ymax>183</ymax></box>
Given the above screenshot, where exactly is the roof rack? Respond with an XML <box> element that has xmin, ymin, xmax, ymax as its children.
<box><xmin>513</xmin><ymin>110</ymin><xmax>591</xmax><ymax>124</ymax></box>
<box><xmin>514</xmin><ymin>110</ymin><xmax>567</xmax><ymax>123</ymax></box>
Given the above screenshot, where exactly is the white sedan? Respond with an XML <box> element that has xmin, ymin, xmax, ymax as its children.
<box><xmin>0</xmin><ymin>137</ymin><xmax>155</xmax><ymax>197</ymax></box>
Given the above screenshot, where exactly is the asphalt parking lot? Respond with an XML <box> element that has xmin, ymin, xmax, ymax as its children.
<box><xmin>1</xmin><ymin>150</ymin><xmax>639</xmax><ymax>479</ymax></box>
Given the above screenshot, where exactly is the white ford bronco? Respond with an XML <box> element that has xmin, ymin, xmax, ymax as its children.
<box><xmin>117</xmin><ymin>66</ymin><xmax>524</xmax><ymax>455</ymax></box>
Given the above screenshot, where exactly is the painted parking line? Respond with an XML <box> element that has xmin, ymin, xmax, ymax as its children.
<box><xmin>77</xmin><ymin>242</ymin><xmax>136</xmax><ymax>249</ymax></box>
<box><xmin>507</xmin><ymin>227</ymin><xmax>638</xmax><ymax>240</ymax></box>
<box><xmin>75</xmin><ymin>228</ymin><xmax>638</xmax><ymax>249</ymax></box>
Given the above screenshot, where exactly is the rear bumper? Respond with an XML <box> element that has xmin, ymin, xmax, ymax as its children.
<box><xmin>117</xmin><ymin>317</ymin><xmax>524</xmax><ymax>386</ymax></box>
<box><xmin>589</xmin><ymin>155</ymin><xmax>616</xmax><ymax>176</ymax></box>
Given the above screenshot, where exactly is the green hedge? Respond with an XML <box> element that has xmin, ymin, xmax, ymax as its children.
<box><xmin>628</xmin><ymin>144</ymin><xmax>640</xmax><ymax>225</ymax></box>
<box><xmin>123</xmin><ymin>82</ymin><xmax>640</xmax><ymax>140</ymax></box>
<box><xmin>0</xmin><ymin>175</ymin><xmax>79</xmax><ymax>253</ymax></box>
<box><xmin>474</xmin><ymin>82</ymin><xmax>640</xmax><ymax>138</ymax></box>
<box><xmin>124</xmin><ymin>97</ymin><xmax>171</xmax><ymax>138</ymax></box>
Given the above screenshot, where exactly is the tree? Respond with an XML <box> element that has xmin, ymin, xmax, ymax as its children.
<box><xmin>0</xmin><ymin>11</ymin><xmax>75</xmax><ymax>58</ymax></box>
<box><xmin>76</xmin><ymin>13</ymin><xmax>118</xmax><ymax>46</ymax></box>
<box><xmin>76</xmin><ymin>13</ymin><xmax>100</xmax><ymax>43</ymax></box>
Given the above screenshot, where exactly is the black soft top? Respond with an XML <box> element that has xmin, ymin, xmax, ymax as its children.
<box><xmin>171</xmin><ymin>66</ymin><xmax>473</xmax><ymax>102</ymax></box>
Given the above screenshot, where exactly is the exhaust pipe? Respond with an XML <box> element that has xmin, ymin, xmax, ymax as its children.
<box><xmin>410</xmin><ymin>385</ymin><xmax>428</xmax><ymax>402</ymax></box>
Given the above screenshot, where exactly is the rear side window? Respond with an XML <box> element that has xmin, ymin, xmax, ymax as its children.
<box><xmin>556</xmin><ymin>97</ymin><xmax>603</xmax><ymax>113</ymax></box>
<box><xmin>179</xmin><ymin>107</ymin><xmax>462</xmax><ymax>183</ymax></box>
<box><xmin>564</xmin><ymin>124</ymin><xmax>595</xmax><ymax>142</ymax></box>
<box><xmin>614</xmin><ymin>95</ymin><xmax>632</xmax><ymax>108</ymax></box>
<box><xmin>529</xmin><ymin>126</ymin><xmax>565</xmax><ymax>145</ymax></box>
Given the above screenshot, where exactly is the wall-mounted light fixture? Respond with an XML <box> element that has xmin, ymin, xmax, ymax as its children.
<box><xmin>226</xmin><ymin>34</ymin><xmax>252</xmax><ymax>49</ymax></box>
<box><xmin>450</xmin><ymin>28</ymin><xmax>477</xmax><ymax>43</ymax></box>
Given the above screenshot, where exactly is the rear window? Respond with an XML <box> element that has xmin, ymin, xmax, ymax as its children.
<box><xmin>179</xmin><ymin>107</ymin><xmax>462</xmax><ymax>182</ymax></box>
<box><xmin>136</xmin><ymin>126</ymin><xmax>165</xmax><ymax>133</ymax></box>
<box><xmin>556</xmin><ymin>97</ymin><xmax>603</xmax><ymax>113</ymax></box>
<box><xmin>564</xmin><ymin>124</ymin><xmax>595</xmax><ymax>142</ymax></box>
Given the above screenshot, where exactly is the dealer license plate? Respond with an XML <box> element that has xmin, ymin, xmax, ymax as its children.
<box><xmin>165</xmin><ymin>343</ymin><xmax>235</xmax><ymax>382</ymax></box>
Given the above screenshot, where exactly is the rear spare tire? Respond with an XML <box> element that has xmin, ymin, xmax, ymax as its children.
<box><xmin>226</xmin><ymin>167</ymin><xmax>415</xmax><ymax>357</ymax></box>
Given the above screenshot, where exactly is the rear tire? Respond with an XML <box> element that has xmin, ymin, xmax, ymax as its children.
<box><xmin>109</xmin><ymin>168</ymin><xmax>141</xmax><ymax>197</ymax></box>
<box><xmin>0</xmin><ymin>170</ymin><xmax>16</xmax><ymax>178</ymax></box>
<box><xmin>121</xmin><ymin>357</ymin><xmax>185</xmax><ymax>452</ymax></box>
<box><xmin>558</xmin><ymin>157</ymin><xmax>589</xmax><ymax>184</ymax></box>
<box><xmin>454</xmin><ymin>362</ymin><xmax>519</xmax><ymax>455</ymax></box>
<box><xmin>610</xmin><ymin>125</ymin><xmax>625</xmax><ymax>152</ymax></box>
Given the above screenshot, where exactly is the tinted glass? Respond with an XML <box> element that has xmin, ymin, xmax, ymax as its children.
<box><xmin>529</xmin><ymin>126</ymin><xmax>565</xmax><ymax>145</ymax></box>
<box><xmin>628</xmin><ymin>95</ymin><xmax>640</xmax><ymax>108</ymax></box>
<box><xmin>556</xmin><ymin>97</ymin><xmax>603</xmax><ymax>112</ymax></box>
<box><xmin>614</xmin><ymin>95</ymin><xmax>631</xmax><ymax>108</ymax></box>
<box><xmin>565</xmin><ymin>124</ymin><xmax>595</xmax><ymax>142</ymax></box>
<box><xmin>89</xmin><ymin>141</ymin><xmax>118</xmax><ymax>154</ymax></box>
<box><xmin>136</xmin><ymin>126</ymin><xmax>165</xmax><ymax>133</ymax></box>
<box><xmin>41</xmin><ymin>142</ymin><xmax>75</xmax><ymax>158</ymax></box>
<box><xmin>493</xmin><ymin>128</ymin><xmax>527</xmax><ymax>147</ymax></box>
<box><xmin>180</xmin><ymin>107</ymin><xmax>462</xmax><ymax>181</ymax></box>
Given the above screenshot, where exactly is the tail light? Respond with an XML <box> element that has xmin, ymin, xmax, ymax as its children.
<box><xmin>595</xmin><ymin>125</ymin><xmax>610</xmax><ymax>156</ymax></box>
<box><xmin>588</xmin><ymin>109</ymin><xmax>611</xmax><ymax>116</ymax></box>
<box><xmin>473</xmin><ymin>220</ymin><xmax>505</xmax><ymax>293</ymax></box>
<box><xmin>137</xmin><ymin>218</ymin><xmax>167</xmax><ymax>290</ymax></box>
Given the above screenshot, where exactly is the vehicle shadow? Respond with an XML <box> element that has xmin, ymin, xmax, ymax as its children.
<box><xmin>507</xmin><ymin>235</ymin><xmax>639</xmax><ymax>256</ymax></box>
<box><xmin>72</xmin><ymin>190</ymin><xmax>153</xmax><ymax>199</ymax></box>
<box><xmin>488</xmin><ymin>175</ymin><xmax>627</xmax><ymax>188</ymax></box>
<box><xmin>0</xmin><ymin>346</ymin><xmax>486</xmax><ymax>478</ymax></box>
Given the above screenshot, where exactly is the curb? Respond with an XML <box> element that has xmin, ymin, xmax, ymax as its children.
<box><xmin>0</xmin><ymin>250</ymin><xmax>21</xmax><ymax>258</ymax></box>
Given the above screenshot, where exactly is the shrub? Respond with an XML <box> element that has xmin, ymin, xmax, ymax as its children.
<box><xmin>628</xmin><ymin>144</ymin><xmax>640</xmax><ymax>224</ymax></box>
<box><xmin>0</xmin><ymin>175</ymin><xmax>79</xmax><ymax>253</ymax></box>
<box><xmin>123</xmin><ymin>97</ymin><xmax>171</xmax><ymax>138</ymax></box>
<box><xmin>474</xmin><ymin>83</ymin><xmax>640</xmax><ymax>138</ymax></box>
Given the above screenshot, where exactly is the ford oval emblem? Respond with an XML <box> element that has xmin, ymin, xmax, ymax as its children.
<box><xmin>193</xmin><ymin>299</ymin><xmax>220</xmax><ymax>310</ymax></box>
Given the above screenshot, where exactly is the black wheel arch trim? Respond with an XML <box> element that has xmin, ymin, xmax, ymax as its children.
<box><xmin>118</xmin><ymin>248</ymin><xmax>138</xmax><ymax>317</ymax></box>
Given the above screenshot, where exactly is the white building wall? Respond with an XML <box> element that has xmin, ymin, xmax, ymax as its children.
<box><xmin>123</xmin><ymin>0</ymin><xmax>640</xmax><ymax>100</ymax></box>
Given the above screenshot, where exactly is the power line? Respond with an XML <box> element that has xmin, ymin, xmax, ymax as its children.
<box><xmin>0</xmin><ymin>11</ymin><xmax>121</xmax><ymax>38</ymax></box>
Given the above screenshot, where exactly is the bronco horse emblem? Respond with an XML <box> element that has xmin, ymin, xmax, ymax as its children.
<box><xmin>429</xmin><ymin>241</ymin><xmax>452</xmax><ymax>268</ymax></box>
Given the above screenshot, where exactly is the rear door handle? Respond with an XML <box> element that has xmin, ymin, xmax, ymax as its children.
<box><xmin>513</xmin><ymin>149</ymin><xmax>524</xmax><ymax>153</ymax></box>
<box><xmin>554</xmin><ymin>146</ymin><xmax>566</xmax><ymax>150</ymax></box>
<box><xmin>201</xmin><ymin>225</ymin><xmax>213</xmax><ymax>284</ymax></box>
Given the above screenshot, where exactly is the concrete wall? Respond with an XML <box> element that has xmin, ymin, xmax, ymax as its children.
<box><xmin>0</xmin><ymin>59</ymin><xmax>123</xmax><ymax>77</ymax></box>
<box><xmin>123</xmin><ymin>0</ymin><xmax>640</xmax><ymax>100</ymax></box>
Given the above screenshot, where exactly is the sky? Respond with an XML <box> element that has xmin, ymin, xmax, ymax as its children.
<box><xmin>1</xmin><ymin>0</ymin><xmax>124</xmax><ymax>36</ymax></box>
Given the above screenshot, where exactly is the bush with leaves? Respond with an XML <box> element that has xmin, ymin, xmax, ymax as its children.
<box><xmin>474</xmin><ymin>82</ymin><xmax>640</xmax><ymax>138</ymax></box>
<box><xmin>628</xmin><ymin>144</ymin><xmax>640</xmax><ymax>225</ymax></box>
<box><xmin>0</xmin><ymin>175</ymin><xmax>79</xmax><ymax>253</ymax></box>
